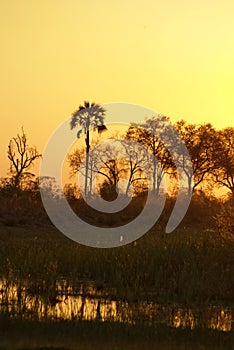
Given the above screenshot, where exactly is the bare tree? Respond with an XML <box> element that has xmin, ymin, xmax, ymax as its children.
<box><xmin>68</xmin><ymin>147</ymin><xmax>85</xmax><ymax>176</ymax></box>
<box><xmin>8</xmin><ymin>128</ymin><xmax>41</xmax><ymax>189</ymax></box>
<box><xmin>68</xmin><ymin>143</ymin><xmax>121</xmax><ymax>196</ymax></box>
<box><xmin>94</xmin><ymin>144</ymin><xmax>121</xmax><ymax>188</ymax></box>
<box><xmin>120</xmin><ymin>140</ymin><xmax>149</xmax><ymax>195</ymax></box>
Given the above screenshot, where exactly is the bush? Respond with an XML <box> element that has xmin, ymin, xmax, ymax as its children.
<box><xmin>214</xmin><ymin>198</ymin><xmax>234</xmax><ymax>241</ymax></box>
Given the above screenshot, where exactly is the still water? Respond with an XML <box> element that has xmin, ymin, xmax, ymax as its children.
<box><xmin>0</xmin><ymin>278</ymin><xmax>233</xmax><ymax>332</ymax></box>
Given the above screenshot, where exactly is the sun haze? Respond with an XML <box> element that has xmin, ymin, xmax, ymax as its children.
<box><xmin>0</xmin><ymin>0</ymin><xmax>234</xmax><ymax>176</ymax></box>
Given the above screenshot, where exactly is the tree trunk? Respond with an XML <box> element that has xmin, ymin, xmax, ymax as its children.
<box><xmin>188</xmin><ymin>176</ymin><xmax>192</xmax><ymax>196</ymax></box>
<box><xmin>85</xmin><ymin>129</ymin><xmax>90</xmax><ymax>197</ymax></box>
<box><xmin>153</xmin><ymin>157</ymin><xmax>157</xmax><ymax>195</ymax></box>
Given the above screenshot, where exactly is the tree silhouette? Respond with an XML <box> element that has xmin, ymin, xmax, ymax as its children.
<box><xmin>212</xmin><ymin>127</ymin><xmax>234</xmax><ymax>197</ymax></box>
<box><xmin>126</xmin><ymin>116</ymin><xmax>175</xmax><ymax>196</ymax></box>
<box><xmin>94</xmin><ymin>144</ymin><xmax>121</xmax><ymax>189</ymax></box>
<box><xmin>68</xmin><ymin>143</ymin><xmax>99</xmax><ymax>196</ymax></box>
<box><xmin>70</xmin><ymin>101</ymin><xmax>107</xmax><ymax>197</ymax></box>
<box><xmin>8</xmin><ymin>128</ymin><xmax>41</xmax><ymax>189</ymax></box>
<box><xmin>120</xmin><ymin>139</ymin><xmax>149</xmax><ymax>196</ymax></box>
<box><xmin>175</xmin><ymin>121</ymin><xmax>218</xmax><ymax>195</ymax></box>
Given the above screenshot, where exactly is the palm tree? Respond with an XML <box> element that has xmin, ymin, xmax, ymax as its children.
<box><xmin>70</xmin><ymin>101</ymin><xmax>107</xmax><ymax>197</ymax></box>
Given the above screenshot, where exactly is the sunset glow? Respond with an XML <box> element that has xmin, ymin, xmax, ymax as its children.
<box><xmin>1</xmin><ymin>0</ymin><xmax>234</xmax><ymax>175</ymax></box>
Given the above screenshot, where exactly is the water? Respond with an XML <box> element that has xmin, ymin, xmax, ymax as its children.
<box><xmin>0</xmin><ymin>278</ymin><xmax>233</xmax><ymax>332</ymax></box>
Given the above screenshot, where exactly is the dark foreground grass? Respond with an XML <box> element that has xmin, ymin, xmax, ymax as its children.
<box><xmin>0</xmin><ymin>224</ymin><xmax>233</xmax><ymax>305</ymax></box>
<box><xmin>0</xmin><ymin>316</ymin><xmax>233</xmax><ymax>350</ymax></box>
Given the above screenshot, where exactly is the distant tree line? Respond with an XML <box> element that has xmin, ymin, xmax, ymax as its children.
<box><xmin>0</xmin><ymin>102</ymin><xmax>233</xmax><ymax>236</ymax></box>
<box><xmin>68</xmin><ymin>105</ymin><xmax>234</xmax><ymax>200</ymax></box>
<box><xmin>1</xmin><ymin>104</ymin><xmax>233</xmax><ymax>199</ymax></box>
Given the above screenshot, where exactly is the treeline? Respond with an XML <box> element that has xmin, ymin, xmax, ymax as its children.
<box><xmin>68</xmin><ymin>115</ymin><xmax>233</xmax><ymax>199</ymax></box>
<box><xmin>0</xmin><ymin>105</ymin><xmax>233</xmax><ymax>237</ymax></box>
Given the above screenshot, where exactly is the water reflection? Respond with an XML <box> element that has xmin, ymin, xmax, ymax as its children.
<box><xmin>0</xmin><ymin>279</ymin><xmax>233</xmax><ymax>332</ymax></box>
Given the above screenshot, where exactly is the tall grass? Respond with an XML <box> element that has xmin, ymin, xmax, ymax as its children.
<box><xmin>0</xmin><ymin>188</ymin><xmax>233</xmax><ymax>305</ymax></box>
<box><xmin>0</xmin><ymin>224</ymin><xmax>233</xmax><ymax>306</ymax></box>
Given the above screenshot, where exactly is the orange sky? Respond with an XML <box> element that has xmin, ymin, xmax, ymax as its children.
<box><xmin>1</xmin><ymin>0</ymin><xmax>234</xmax><ymax>177</ymax></box>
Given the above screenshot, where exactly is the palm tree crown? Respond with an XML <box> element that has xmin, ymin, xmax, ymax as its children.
<box><xmin>70</xmin><ymin>101</ymin><xmax>107</xmax><ymax>137</ymax></box>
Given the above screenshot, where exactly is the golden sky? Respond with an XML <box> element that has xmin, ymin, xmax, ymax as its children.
<box><xmin>0</xmin><ymin>0</ymin><xmax>234</xmax><ymax>176</ymax></box>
